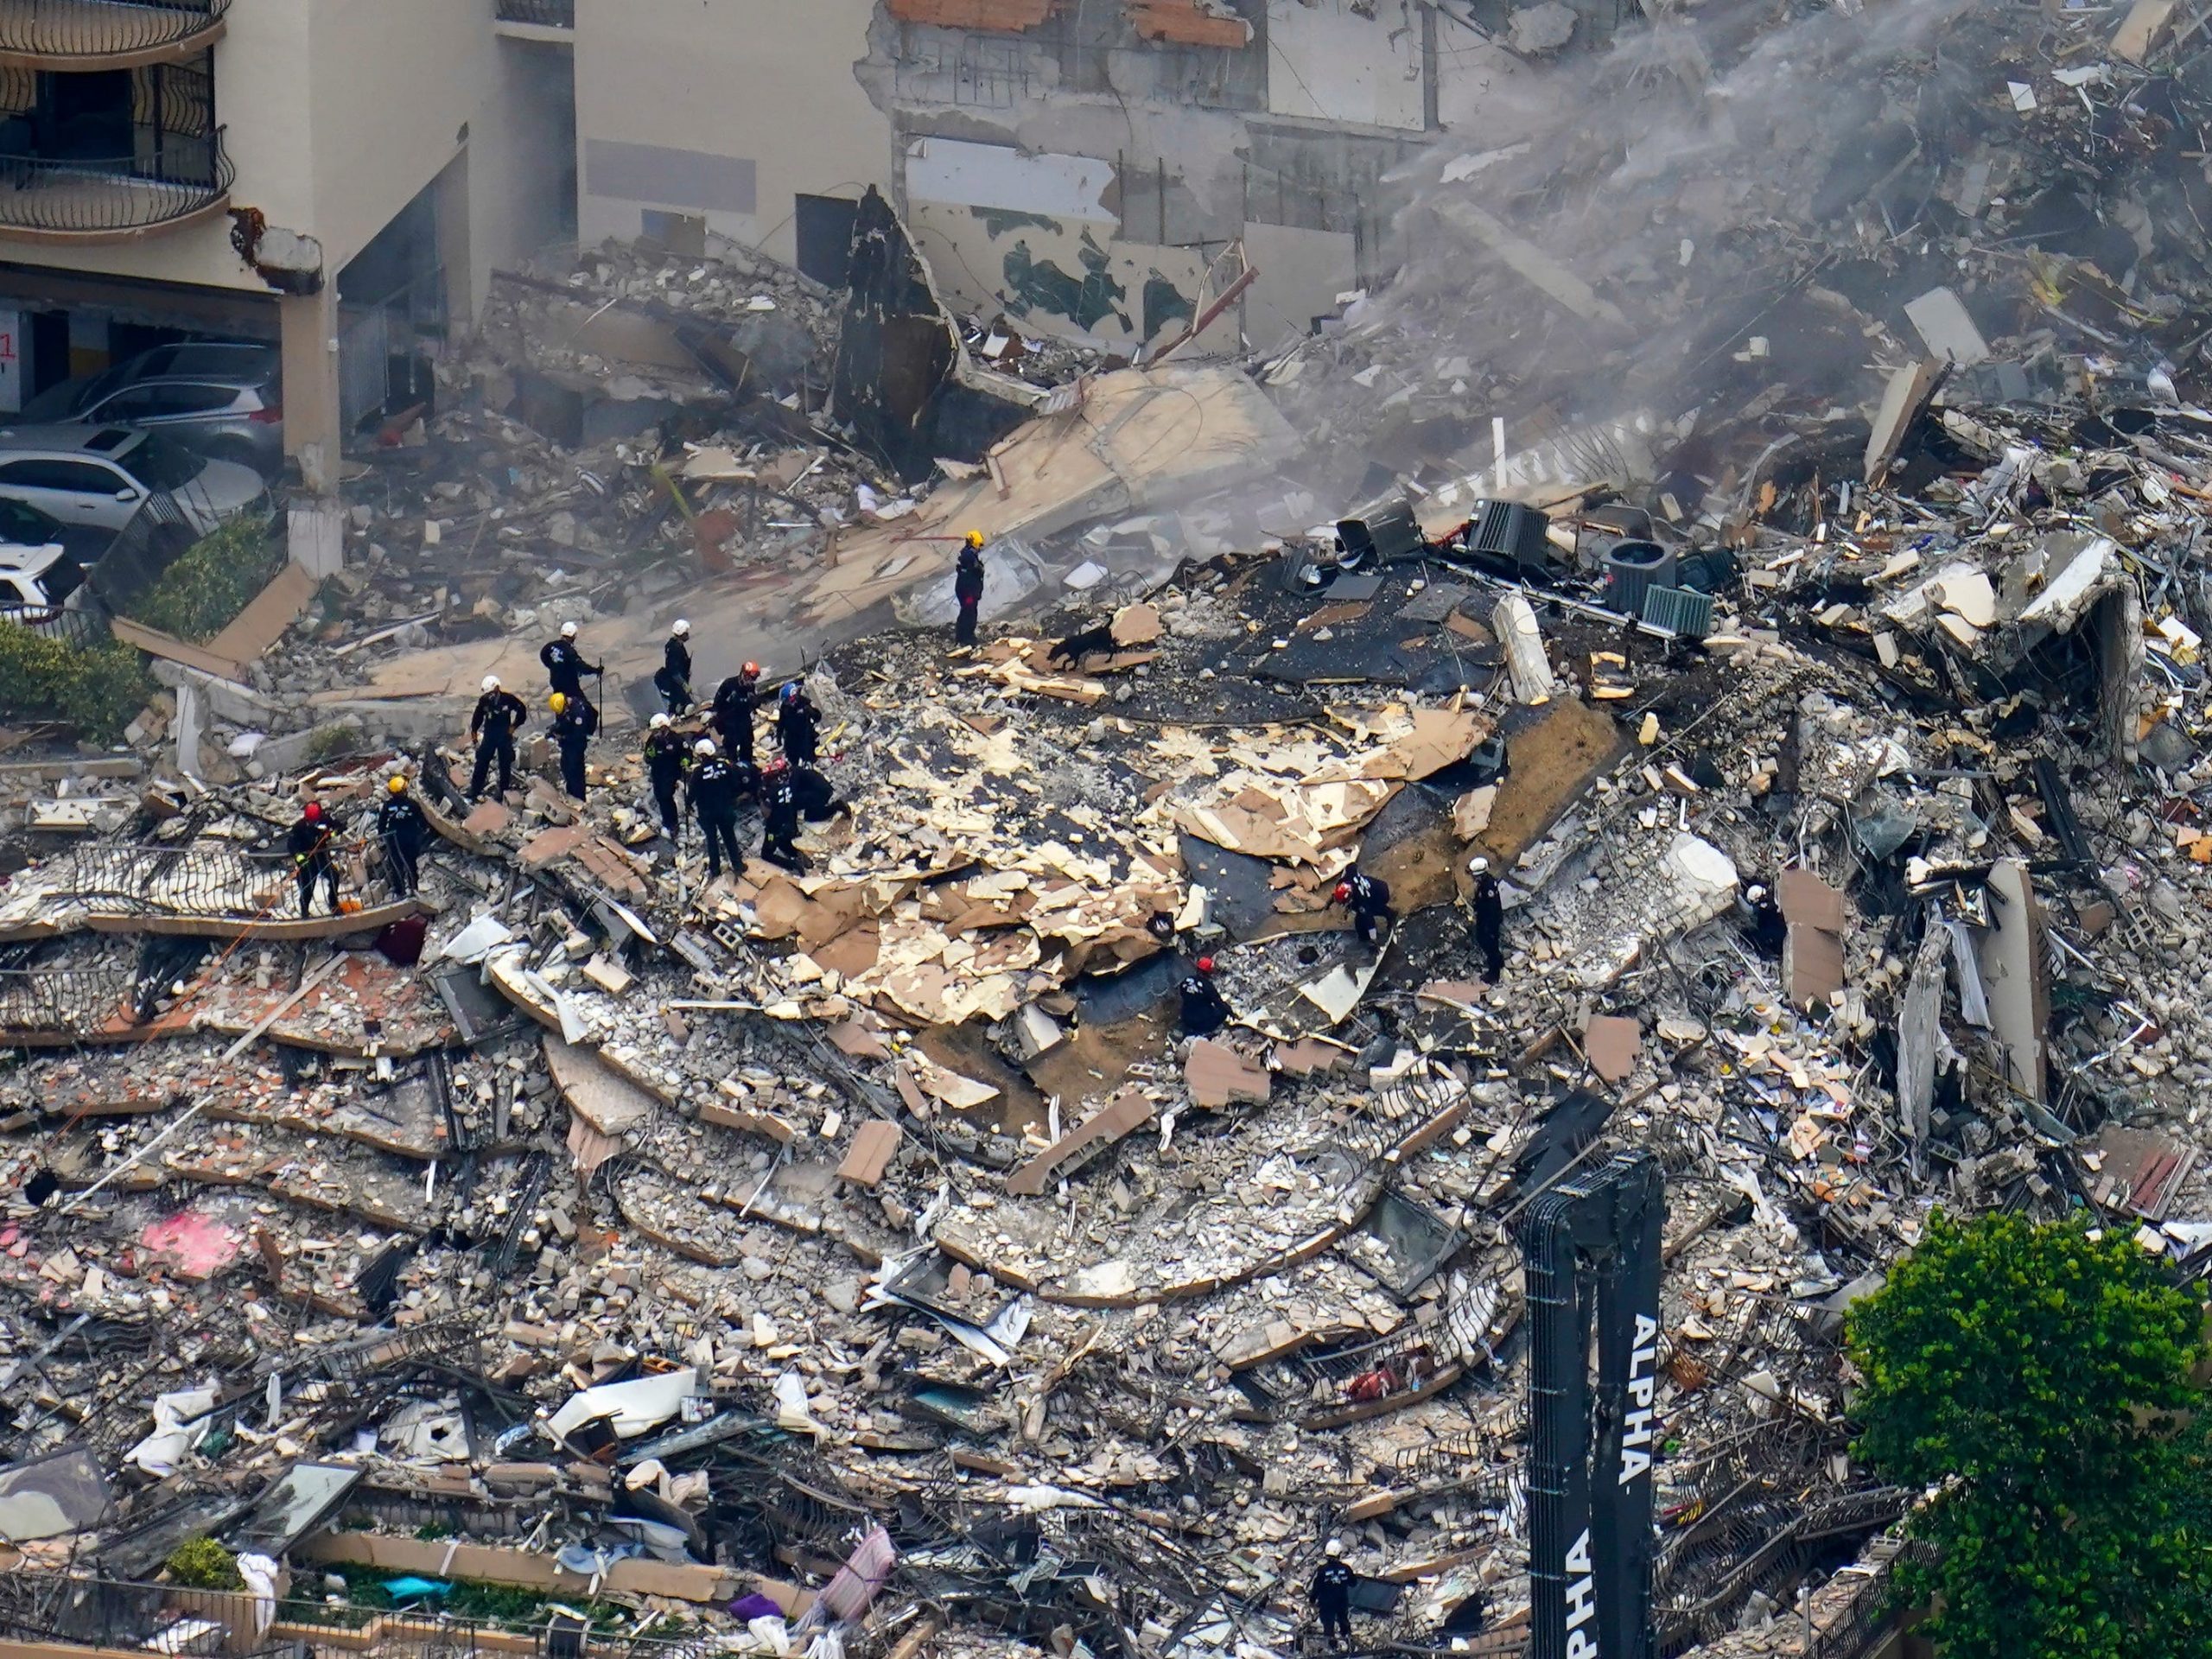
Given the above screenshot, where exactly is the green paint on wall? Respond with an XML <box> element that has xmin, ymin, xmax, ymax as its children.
<box><xmin>1001</xmin><ymin>231</ymin><xmax>1130</xmax><ymax>334</ymax></box>
<box><xmin>1142</xmin><ymin>271</ymin><xmax>1196</xmax><ymax>341</ymax></box>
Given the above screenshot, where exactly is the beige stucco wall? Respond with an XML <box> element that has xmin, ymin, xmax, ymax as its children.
<box><xmin>0</xmin><ymin>0</ymin><xmax>552</xmax><ymax>313</ymax></box>
<box><xmin>572</xmin><ymin>0</ymin><xmax>887</xmax><ymax>267</ymax></box>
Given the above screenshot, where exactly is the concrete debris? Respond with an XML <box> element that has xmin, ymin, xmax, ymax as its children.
<box><xmin>15</xmin><ymin>2</ymin><xmax>2212</xmax><ymax>1652</ymax></box>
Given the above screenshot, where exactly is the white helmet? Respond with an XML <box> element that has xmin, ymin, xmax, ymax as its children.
<box><xmin>672</xmin><ymin>619</ymin><xmax>690</xmax><ymax>637</ymax></box>
<box><xmin>650</xmin><ymin>713</ymin><xmax>671</xmax><ymax>730</ymax></box>
<box><xmin>1746</xmin><ymin>883</ymin><xmax>1770</xmax><ymax>904</ymax></box>
<box><xmin>1325</xmin><ymin>1539</ymin><xmax>1344</xmax><ymax>1558</ymax></box>
<box><xmin>481</xmin><ymin>674</ymin><xmax>500</xmax><ymax>693</ymax></box>
<box><xmin>1469</xmin><ymin>855</ymin><xmax>1490</xmax><ymax>875</ymax></box>
<box><xmin>695</xmin><ymin>738</ymin><xmax>715</xmax><ymax>757</ymax></box>
<box><xmin>561</xmin><ymin>620</ymin><xmax>579</xmax><ymax>639</ymax></box>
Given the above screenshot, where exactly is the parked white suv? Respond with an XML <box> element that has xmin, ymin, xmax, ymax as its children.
<box><xmin>0</xmin><ymin>423</ymin><xmax>264</xmax><ymax>541</ymax></box>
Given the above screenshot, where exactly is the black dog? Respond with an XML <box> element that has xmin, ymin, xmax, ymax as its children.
<box><xmin>1047</xmin><ymin>622</ymin><xmax>1117</xmax><ymax>666</ymax></box>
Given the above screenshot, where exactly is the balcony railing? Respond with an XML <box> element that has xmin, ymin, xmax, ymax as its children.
<box><xmin>0</xmin><ymin>0</ymin><xmax>229</xmax><ymax>67</ymax></box>
<box><xmin>496</xmin><ymin>0</ymin><xmax>573</xmax><ymax>27</ymax></box>
<box><xmin>0</xmin><ymin>123</ymin><xmax>232</xmax><ymax>238</ymax></box>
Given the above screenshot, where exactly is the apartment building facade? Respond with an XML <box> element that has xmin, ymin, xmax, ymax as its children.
<box><xmin>0</xmin><ymin>0</ymin><xmax>574</xmax><ymax>473</ymax></box>
<box><xmin>564</xmin><ymin>0</ymin><xmax>1559</xmax><ymax>359</ymax></box>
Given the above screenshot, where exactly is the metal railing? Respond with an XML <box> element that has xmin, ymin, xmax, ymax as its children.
<box><xmin>0</xmin><ymin>961</ymin><xmax>136</xmax><ymax>1033</ymax></box>
<box><xmin>37</xmin><ymin>836</ymin><xmax>314</xmax><ymax>922</ymax></box>
<box><xmin>495</xmin><ymin>0</ymin><xmax>573</xmax><ymax>26</ymax></box>
<box><xmin>0</xmin><ymin>601</ymin><xmax>104</xmax><ymax>646</ymax></box>
<box><xmin>0</xmin><ymin>1574</ymin><xmax>718</xmax><ymax>1659</ymax></box>
<box><xmin>0</xmin><ymin>123</ymin><xmax>232</xmax><ymax>235</ymax></box>
<box><xmin>1805</xmin><ymin>1541</ymin><xmax>1937</xmax><ymax>1659</ymax></box>
<box><xmin>0</xmin><ymin>0</ymin><xmax>228</xmax><ymax>61</ymax></box>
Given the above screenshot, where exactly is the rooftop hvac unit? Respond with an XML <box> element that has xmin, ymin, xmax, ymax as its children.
<box><xmin>1336</xmin><ymin>496</ymin><xmax>1423</xmax><ymax>565</ymax></box>
<box><xmin>1464</xmin><ymin>499</ymin><xmax>1552</xmax><ymax>572</ymax></box>
<box><xmin>1641</xmin><ymin>584</ymin><xmax>1715</xmax><ymax>638</ymax></box>
<box><xmin>1603</xmin><ymin>538</ymin><xmax>1675</xmax><ymax>615</ymax></box>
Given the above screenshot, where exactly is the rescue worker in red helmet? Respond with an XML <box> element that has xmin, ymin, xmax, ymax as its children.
<box><xmin>1332</xmin><ymin>866</ymin><xmax>1395</xmax><ymax>949</ymax></box>
<box><xmin>287</xmin><ymin>799</ymin><xmax>343</xmax><ymax>918</ymax></box>
<box><xmin>1179</xmin><ymin>954</ymin><xmax>1232</xmax><ymax>1037</ymax></box>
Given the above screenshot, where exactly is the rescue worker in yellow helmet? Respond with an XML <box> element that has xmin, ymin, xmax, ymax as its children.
<box><xmin>953</xmin><ymin>530</ymin><xmax>987</xmax><ymax>647</ymax></box>
<box><xmin>377</xmin><ymin>774</ymin><xmax>429</xmax><ymax>897</ymax></box>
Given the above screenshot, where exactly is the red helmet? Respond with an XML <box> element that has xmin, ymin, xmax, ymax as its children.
<box><xmin>741</xmin><ymin>661</ymin><xmax>760</xmax><ymax>677</ymax></box>
<box><xmin>765</xmin><ymin>757</ymin><xmax>791</xmax><ymax>775</ymax></box>
<box><xmin>303</xmin><ymin>802</ymin><xmax>323</xmax><ymax>823</ymax></box>
<box><xmin>1333</xmin><ymin>882</ymin><xmax>1352</xmax><ymax>904</ymax></box>
<box><xmin>1196</xmin><ymin>956</ymin><xmax>1216</xmax><ymax>975</ymax></box>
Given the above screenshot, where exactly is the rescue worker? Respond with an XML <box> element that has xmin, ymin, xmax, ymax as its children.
<box><xmin>376</xmin><ymin>774</ymin><xmax>429</xmax><ymax>897</ymax></box>
<box><xmin>760</xmin><ymin>758</ymin><xmax>807</xmax><ymax>872</ymax></box>
<box><xmin>1471</xmin><ymin>856</ymin><xmax>1505</xmax><ymax>982</ymax></box>
<box><xmin>1740</xmin><ymin>881</ymin><xmax>1786</xmax><ymax>957</ymax></box>
<box><xmin>541</xmin><ymin>620</ymin><xmax>600</xmax><ymax>701</ymax></box>
<box><xmin>687</xmin><ymin>737</ymin><xmax>744</xmax><ymax>881</ymax></box>
<box><xmin>953</xmin><ymin>531</ymin><xmax>986</xmax><ymax>646</ymax></box>
<box><xmin>1179</xmin><ymin>956</ymin><xmax>1232</xmax><ymax>1038</ymax></box>
<box><xmin>644</xmin><ymin>712</ymin><xmax>690</xmax><ymax>842</ymax></box>
<box><xmin>468</xmin><ymin>674</ymin><xmax>528</xmax><ymax>800</ymax></box>
<box><xmin>549</xmin><ymin>691</ymin><xmax>597</xmax><ymax>802</ymax></box>
<box><xmin>654</xmin><ymin>619</ymin><xmax>695</xmax><ymax>716</ymax></box>
<box><xmin>777</xmin><ymin>681</ymin><xmax>821</xmax><ymax>766</ymax></box>
<box><xmin>1313</xmin><ymin>1540</ymin><xmax>1355</xmax><ymax>1653</ymax></box>
<box><xmin>789</xmin><ymin>760</ymin><xmax>851</xmax><ymax>823</ymax></box>
<box><xmin>287</xmin><ymin>800</ymin><xmax>342</xmax><ymax>919</ymax></box>
<box><xmin>1332</xmin><ymin>866</ymin><xmax>1395</xmax><ymax>949</ymax></box>
<box><xmin>711</xmin><ymin>661</ymin><xmax>760</xmax><ymax>765</ymax></box>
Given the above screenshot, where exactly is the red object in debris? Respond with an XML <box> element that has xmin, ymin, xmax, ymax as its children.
<box><xmin>140</xmin><ymin>1212</ymin><xmax>240</xmax><ymax>1281</ymax></box>
<box><xmin>376</xmin><ymin>914</ymin><xmax>429</xmax><ymax>966</ymax></box>
<box><xmin>1345</xmin><ymin>1364</ymin><xmax>1399</xmax><ymax>1403</ymax></box>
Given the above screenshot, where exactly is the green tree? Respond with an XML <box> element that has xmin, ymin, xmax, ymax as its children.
<box><xmin>1847</xmin><ymin>1209</ymin><xmax>2212</xmax><ymax>1659</ymax></box>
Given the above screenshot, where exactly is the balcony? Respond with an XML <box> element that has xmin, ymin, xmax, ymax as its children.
<box><xmin>495</xmin><ymin>0</ymin><xmax>573</xmax><ymax>29</ymax></box>
<box><xmin>0</xmin><ymin>122</ymin><xmax>231</xmax><ymax>242</ymax></box>
<box><xmin>0</xmin><ymin>0</ymin><xmax>228</xmax><ymax>72</ymax></box>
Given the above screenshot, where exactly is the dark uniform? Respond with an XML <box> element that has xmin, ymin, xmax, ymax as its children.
<box><xmin>1313</xmin><ymin>1558</ymin><xmax>1356</xmax><ymax>1651</ymax></box>
<box><xmin>644</xmin><ymin>727</ymin><xmax>690</xmax><ymax>842</ymax></box>
<box><xmin>791</xmin><ymin>764</ymin><xmax>849</xmax><ymax>823</ymax></box>
<box><xmin>711</xmin><ymin>672</ymin><xmax>759</xmax><ymax>765</ymax></box>
<box><xmin>778</xmin><ymin>689</ymin><xmax>821</xmax><ymax>766</ymax></box>
<box><xmin>376</xmin><ymin>792</ymin><xmax>429</xmax><ymax>896</ymax></box>
<box><xmin>1473</xmin><ymin>873</ymin><xmax>1505</xmax><ymax>982</ymax></box>
<box><xmin>654</xmin><ymin>633</ymin><xmax>694</xmax><ymax>716</ymax></box>
<box><xmin>1179</xmin><ymin>969</ymin><xmax>1231</xmax><ymax>1037</ymax></box>
<box><xmin>468</xmin><ymin>688</ymin><xmax>528</xmax><ymax>799</ymax></box>
<box><xmin>953</xmin><ymin>546</ymin><xmax>985</xmax><ymax>645</ymax></box>
<box><xmin>760</xmin><ymin>770</ymin><xmax>806</xmax><ymax>872</ymax></box>
<box><xmin>551</xmin><ymin>699</ymin><xmax>597</xmax><ymax>801</ymax></box>
<box><xmin>1340</xmin><ymin>868</ymin><xmax>1395</xmax><ymax>947</ymax></box>
<box><xmin>540</xmin><ymin>636</ymin><xmax>598</xmax><ymax>697</ymax></box>
<box><xmin>1744</xmin><ymin>887</ymin><xmax>1786</xmax><ymax>957</ymax></box>
<box><xmin>688</xmin><ymin>753</ymin><xmax>745</xmax><ymax>880</ymax></box>
<box><xmin>287</xmin><ymin>810</ymin><xmax>342</xmax><ymax>918</ymax></box>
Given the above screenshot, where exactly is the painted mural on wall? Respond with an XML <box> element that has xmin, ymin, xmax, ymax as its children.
<box><xmin>908</xmin><ymin>201</ymin><xmax>1205</xmax><ymax>349</ymax></box>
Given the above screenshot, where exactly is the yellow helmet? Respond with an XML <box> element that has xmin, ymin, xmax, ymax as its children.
<box><xmin>964</xmin><ymin>530</ymin><xmax>985</xmax><ymax>549</ymax></box>
<box><xmin>550</xmin><ymin>692</ymin><xmax>568</xmax><ymax>713</ymax></box>
<box><xmin>386</xmin><ymin>775</ymin><xmax>407</xmax><ymax>795</ymax></box>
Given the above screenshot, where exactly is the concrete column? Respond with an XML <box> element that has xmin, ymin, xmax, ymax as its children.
<box><xmin>278</xmin><ymin>286</ymin><xmax>341</xmax><ymax>493</ymax></box>
<box><xmin>434</xmin><ymin>146</ymin><xmax>475</xmax><ymax>334</ymax></box>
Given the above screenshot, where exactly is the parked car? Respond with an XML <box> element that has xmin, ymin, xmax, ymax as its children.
<box><xmin>0</xmin><ymin>425</ymin><xmax>264</xmax><ymax>541</ymax></box>
<box><xmin>21</xmin><ymin>341</ymin><xmax>283</xmax><ymax>474</ymax></box>
<box><xmin>0</xmin><ymin>504</ymin><xmax>93</xmax><ymax>640</ymax></box>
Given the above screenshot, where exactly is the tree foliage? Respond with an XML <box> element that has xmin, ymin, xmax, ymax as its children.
<box><xmin>126</xmin><ymin>510</ymin><xmax>279</xmax><ymax>643</ymax></box>
<box><xmin>0</xmin><ymin>620</ymin><xmax>151</xmax><ymax>743</ymax></box>
<box><xmin>1847</xmin><ymin>1209</ymin><xmax>2212</xmax><ymax>1659</ymax></box>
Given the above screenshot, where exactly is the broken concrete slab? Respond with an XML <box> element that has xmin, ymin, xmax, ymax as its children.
<box><xmin>1185</xmin><ymin>1039</ymin><xmax>1272</xmax><ymax>1109</ymax></box>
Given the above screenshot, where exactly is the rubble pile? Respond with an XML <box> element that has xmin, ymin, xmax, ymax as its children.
<box><xmin>11</xmin><ymin>5</ymin><xmax>2212</xmax><ymax>1657</ymax></box>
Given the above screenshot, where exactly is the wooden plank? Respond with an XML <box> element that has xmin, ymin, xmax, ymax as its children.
<box><xmin>204</xmin><ymin>561</ymin><xmax>317</xmax><ymax>666</ymax></box>
<box><xmin>106</xmin><ymin>615</ymin><xmax>244</xmax><ymax>681</ymax></box>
